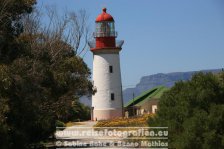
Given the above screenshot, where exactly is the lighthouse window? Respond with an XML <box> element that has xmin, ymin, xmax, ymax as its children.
<box><xmin>109</xmin><ymin>66</ymin><xmax>113</xmax><ymax>73</ymax></box>
<box><xmin>111</xmin><ymin>93</ymin><xmax>115</xmax><ymax>100</ymax></box>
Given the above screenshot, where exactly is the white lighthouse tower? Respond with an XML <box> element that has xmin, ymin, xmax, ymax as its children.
<box><xmin>89</xmin><ymin>8</ymin><xmax>124</xmax><ymax>120</ymax></box>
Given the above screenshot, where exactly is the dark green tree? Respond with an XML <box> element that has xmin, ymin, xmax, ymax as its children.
<box><xmin>0</xmin><ymin>0</ymin><xmax>36</xmax><ymax>148</ymax></box>
<box><xmin>149</xmin><ymin>72</ymin><xmax>224</xmax><ymax>149</ymax></box>
<box><xmin>0</xmin><ymin>0</ymin><xmax>36</xmax><ymax>63</ymax></box>
<box><xmin>0</xmin><ymin>1</ymin><xmax>93</xmax><ymax>148</ymax></box>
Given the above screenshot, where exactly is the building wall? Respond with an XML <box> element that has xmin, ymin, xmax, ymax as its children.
<box><xmin>125</xmin><ymin>98</ymin><xmax>159</xmax><ymax>117</ymax></box>
<box><xmin>140</xmin><ymin>98</ymin><xmax>158</xmax><ymax>113</ymax></box>
<box><xmin>92</xmin><ymin>50</ymin><xmax>123</xmax><ymax>120</ymax></box>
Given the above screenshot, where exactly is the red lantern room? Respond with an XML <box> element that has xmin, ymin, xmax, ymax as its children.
<box><xmin>94</xmin><ymin>8</ymin><xmax>116</xmax><ymax>49</ymax></box>
<box><xmin>89</xmin><ymin>8</ymin><xmax>124</xmax><ymax>51</ymax></box>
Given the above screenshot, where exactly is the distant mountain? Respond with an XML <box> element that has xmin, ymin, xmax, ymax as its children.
<box><xmin>123</xmin><ymin>68</ymin><xmax>222</xmax><ymax>104</ymax></box>
<box><xmin>79</xmin><ymin>68</ymin><xmax>222</xmax><ymax>106</ymax></box>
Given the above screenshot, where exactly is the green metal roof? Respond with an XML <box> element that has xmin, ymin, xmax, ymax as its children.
<box><xmin>124</xmin><ymin>86</ymin><xmax>169</xmax><ymax>108</ymax></box>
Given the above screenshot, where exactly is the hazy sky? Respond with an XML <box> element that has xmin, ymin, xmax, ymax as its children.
<box><xmin>37</xmin><ymin>0</ymin><xmax>224</xmax><ymax>88</ymax></box>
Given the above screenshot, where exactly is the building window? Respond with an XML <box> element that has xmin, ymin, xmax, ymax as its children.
<box><xmin>109</xmin><ymin>66</ymin><xmax>113</xmax><ymax>73</ymax></box>
<box><xmin>111</xmin><ymin>93</ymin><xmax>115</xmax><ymax>100</ymax></box>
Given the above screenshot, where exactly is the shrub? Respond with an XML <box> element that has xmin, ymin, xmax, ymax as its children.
<box><xmin>148</xmin><ymin>72</ymin><xmax>224</xmax><ymax>149</ymax></box>
<box><xmin>55</xmin><ymin>120</ymin><xmax>65</xmax><ymax>129</ymax></box>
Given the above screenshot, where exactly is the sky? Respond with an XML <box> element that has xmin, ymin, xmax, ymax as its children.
<box><xmin>37</xmin><ymin>0</ymin><xmax>224</xmax><ymax>88</ymax></box>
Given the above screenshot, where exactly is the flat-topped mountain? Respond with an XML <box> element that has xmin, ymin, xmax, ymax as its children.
<box><xmin>123</xmin><ymin>68</ymin><xmax>222</xmax><ymax>104</ymax></box>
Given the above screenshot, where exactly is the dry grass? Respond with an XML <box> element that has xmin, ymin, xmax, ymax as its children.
<box><xmin>94</xmin><ymin>114</ymin><xmax>153</xmax><ymax>128</ymax></box>
<box><xmin>65</xmin><ymin>122</ymin><xmax>83</xmax><ymax>127</ymax></box>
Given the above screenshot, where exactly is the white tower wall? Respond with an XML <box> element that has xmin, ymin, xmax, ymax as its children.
<box><xmin>92</xmin><ymin>50</ymin><xmax>123</xmax><ymax>120</ymax></box>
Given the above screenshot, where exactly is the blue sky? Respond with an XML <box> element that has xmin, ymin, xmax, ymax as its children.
<box><xmin>37</xmin><ymin>0</ymin><xmax>224</xmax><ymax>88</ymax></box>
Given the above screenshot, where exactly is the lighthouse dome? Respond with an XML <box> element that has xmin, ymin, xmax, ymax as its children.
<box><xmin>96</xmin><ymin>8</ymin><xmax>114</xmax><ymax>22</ymax></box>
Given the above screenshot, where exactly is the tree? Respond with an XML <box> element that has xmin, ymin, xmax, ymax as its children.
<box><xmin>21</xmin><ymin>6</ymin><xmax>90</xmax><ymax>57</ymax></box>
<box><xmin>18</xmin><ymin>6</ymin><xmax>92</xmax><ymax>122</ymax></box>
<box><xmin>0</xmin><ymin>0</ymin><xmax>36</xmax><ymax>63</ymax></box>
<box><xmin>0</xmin><ymin>2</ymin><xmax>93</xmax><ymax>148</ymax></box>
<box><xmin>0</xmin><ymin>0</ymin><xmax>36</xmax><ymax>148</ymax></box>
<box><xmin>149</xmin><ymin>72</ymin><xmax>224</xmax><ymax>149</ymax></box>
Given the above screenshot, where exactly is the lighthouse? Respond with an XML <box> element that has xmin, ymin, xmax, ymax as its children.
<box><xmin>89</xmin><ymin>8</ymin><xmax>124</xmax><ymax>120</ymax></box>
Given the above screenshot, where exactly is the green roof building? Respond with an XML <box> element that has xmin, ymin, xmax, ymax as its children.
<box><xmin>124</xmin><ymin>86</ymin><xmax>169</xmax><ymax>117</ymax></box>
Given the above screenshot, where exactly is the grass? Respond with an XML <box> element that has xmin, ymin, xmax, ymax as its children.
<box><xmin>93</xmin><ymin>114</ymin><xmax>154</xmax><ymax>143</ymax></box>
<box><xmin>94</xmin><ymin>114</ymin><xmax>153</xmax><ymax>128</ymax></box>
<box><xmin>65</xmin><ymin>122</ymin><xmax>84</xmax><ymax>127</ymax></box>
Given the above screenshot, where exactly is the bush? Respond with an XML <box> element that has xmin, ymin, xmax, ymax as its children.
<box><xmin>55</xmin><ymin>120</ymin><xmax>65</xmax><ymax>129</ymax></box>
<box><xmin>148</xmin><ymin>72</ymin><xmax>224</xmax><ymax>149</ymax></box>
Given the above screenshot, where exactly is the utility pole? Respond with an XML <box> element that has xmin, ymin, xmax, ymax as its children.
<box><xmin>132</xmin><ymin>92</ymin><xmax>135</xmax><ymax>116</ymax></box>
